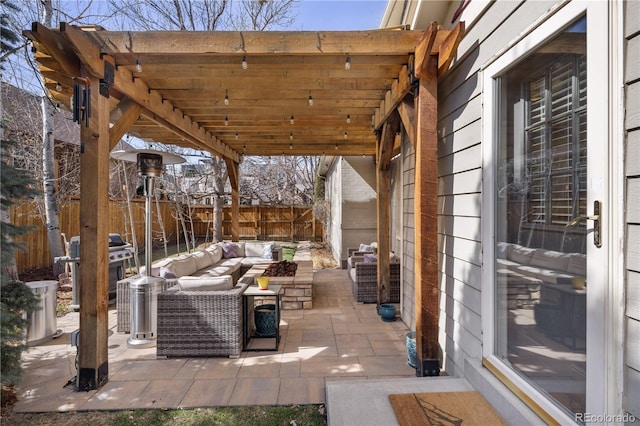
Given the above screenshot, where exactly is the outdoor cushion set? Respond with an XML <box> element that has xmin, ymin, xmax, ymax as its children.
<box><xmin>117</xmin><ymin>241</ymin><xmax>282</xmax><ymax>358</ymax></box>
<box><xmin>347</xmin><ymin>243</ymin><xmax>401</xmax><ymax>304</ymax></box>
<box><xmin>496</xmin><ymin>242</ymin><xmax>586</xmax><ymax>308</ymax></box>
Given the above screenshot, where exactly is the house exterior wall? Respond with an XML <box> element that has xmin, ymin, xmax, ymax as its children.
<box><xmin>624</xmin><ymin>0</ymin><xmax>640</xmax><ymax>418</ymax></box>
<box><xmin>401</xmin><ymin>136</ymin><xmax>416</xmax><ymax>331</ymax></box>
<box><xmin>324</xmin><ymin>156</ymin><xmax>378</xmax><ymax>268</ymax></box>
<box><xmin>339</xmin><ymin>156</ymin><xmax>378</xmax><ymax>267</ymax></box>
<box><xmin>433</xmin><ymin>0</ymin><xmax>561</xmax><ymax>378</ymax></box>
<box><xmin>387</xmin><ymin>0</ymin><xmax>636</xmax><ymax>421</ymax></box>
<box><xmin>325</xmin><ymin>158</ymin><xmax>343</xmax><ymax>265</ymax></box>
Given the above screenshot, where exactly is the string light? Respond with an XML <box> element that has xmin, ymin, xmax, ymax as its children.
<box><xmin>289</xmin><ymin>142</ymin><xmax>293</xmax><ymax>150</ymax></box>
<box><xmin>224</xmin><ymin>116</ymin><xmax>229</xmax><ymax>126</ymax></box>
<box><xmin>335</xmin><ymin>143</ymin><xmax>338</xmax><ymax>150</ymax></box>
<box><xmin>345</xmin><ymin>54</ymin><xmax>351</xmax><ymax>70</ymax></box>
<box><xmin>135</xmin><ymin>57</ymin><xmax>142</xmax><ymax>72</ymax></box>
<box><xmin>224</xmin><ymin>90</ymin><xmax>229</xmax><ymax>106</ymax></box>
<box><xmin>241</xmin><ymin>55</ymin><xmax>248</xmax><ymax>69</ymax></box>
<box><xmin>243</xmin><ymin>143</ymin><xmax>246</xmax><ymax>151</ymax></box>
<box><xmin>346</xmin><ymin>114</ymin><xmax>351</xmax><ymax>124</ymax></box>
<box><xmin>308</xmin><ymin>93</ymin><xmax>313</xmax><ymax>106</ymax></box>
<box><xmin>290</xmin><ymin>115</ymin><xmax>294</xmax><ymax>124</ymax></box>
<box><xmin>55</xmin><ymin>82</ymin><xmax>62</xmax><ymax>91</ymax></box>
<box><xmin>235</xmin><ymin>132</ymin><xmax>239</xmax><ymax>139</ymax></box>
<box><xmin>344</xmin><ymin>131</ymin><xmax>348</xmax><ymax>139</ymax></box>
<box><xmin>290</xmin><ymin>133</ymin><xmax>294</xmax><ymax>140</ymax></box>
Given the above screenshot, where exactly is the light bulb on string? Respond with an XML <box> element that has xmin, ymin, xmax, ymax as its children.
<box><xmin>308</xmin><ymin>93</ymin><xmax>313</xmax><ymax>106</ymax></box>
<box><xmin>241</xmin><ymin>56</ymin><xmax>248</xmax><ymax>69</ymax></box>
<box><xmin>346</xmin><ymin>114</ymin><xmax>351</xmax><ymax>124</ymax></box>
<box><xmin>335</xmin><ymin>143</ymin><xmax>338</xmax><ymax>150</ymax></box>
<box><xmin>290</xmin><ymin>133</ymin><xmax>294</xmax><ymax>140</ymax></box>
<box><xmin>224</xmin><ymin>90</ymin><xmax>229</xmax><ymax>105</ymax></box>
<box><xmin>344</xmin><ymin>131</ymin><xmax>348</xmax><ymax>139</ymax></box>
<box><xmin>290</xmin><ymin>115</ymin><xmax>294</xmax><ymax>124</ymax></box>
<box><xmin>345</xmin><ymin>54</ymin><xmax>351</xmax><ymax>70</ymax></box>
<box><xmin>55</xmin><ymin>82</ymin><xmax>62</xmax><ymax>91</ymax></box>
<box><xmin>224</xmin><ymin>116</ymin><xmax>229</xmax><ymax>126</ymax></box>
<box><xmin>135</xmin><ymin>57</ymin><xmax>142</xmax><ymax>72</ymax></box>
<box><xmin>235</xmin><ymin>132</ymin><xmax>239</xmax><ymax>140</ymax></box>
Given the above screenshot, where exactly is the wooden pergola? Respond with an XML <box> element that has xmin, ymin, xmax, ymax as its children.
<box><xmin>25</xmin><ymin>22</ymin><xmax>463</xmax><ymax>389</ymax></box>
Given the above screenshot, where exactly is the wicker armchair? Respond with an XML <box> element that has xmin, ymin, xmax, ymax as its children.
<box><xmin>348</xmin><ymin>254</ymin><xmax>400</xmax><ymax>303</ymax></box>
<box><xmin>156</xmin><ymin>282</ymin><xmax>248</xmax><ymax>358</ymax></box>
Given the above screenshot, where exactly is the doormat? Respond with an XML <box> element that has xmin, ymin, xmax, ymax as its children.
<box><xmin>389</xmin><ymin>391</ymin><xmax>507</xmax><ymax>426</ymax></box>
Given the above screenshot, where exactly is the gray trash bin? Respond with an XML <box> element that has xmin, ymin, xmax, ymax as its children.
<box><xmin>25</xmin><ymin>280</ymin><xmax>59</xmax><ymax>346</ymax></box>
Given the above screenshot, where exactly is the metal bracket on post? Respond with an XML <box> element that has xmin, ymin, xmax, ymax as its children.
<box><xmin>416</xmin><ymin>358</ymin><xmax>440</xmax><ymax>377</ymax></box>
<box><xmin>99</xmin><ymin>60</ymin><xmax>114</xmax><ymax>98</ymax></box>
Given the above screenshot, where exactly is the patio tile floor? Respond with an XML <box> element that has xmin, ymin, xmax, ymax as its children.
<box><xmin>14</xmin><ymin>268</ymin><xmax>416</xmax><ymax>413</ymax></box>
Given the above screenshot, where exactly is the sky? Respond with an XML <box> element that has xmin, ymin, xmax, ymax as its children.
<box><xmin>287</xmin><ymin>0</ymin><xmax>388</xmax><ymax>31</ymax></box>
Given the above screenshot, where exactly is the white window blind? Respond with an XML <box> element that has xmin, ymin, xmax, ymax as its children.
<box><xmin>525</xmin><ymin>55</ymin><xmax>586</xmax><ymax>226</ymax></box>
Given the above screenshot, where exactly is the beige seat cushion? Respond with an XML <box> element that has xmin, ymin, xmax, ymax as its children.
<box><xmin>177</xmin><ymin>275</ymin><xmax>233</xmax><ymax>291</ymax></box>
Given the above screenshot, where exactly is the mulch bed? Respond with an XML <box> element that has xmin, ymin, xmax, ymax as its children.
<box><xmin>262</xmin><ymin>260</ymin><xmax>297</xmax><ymax>277</ymax></box>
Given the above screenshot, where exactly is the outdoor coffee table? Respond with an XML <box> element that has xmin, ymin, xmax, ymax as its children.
<box><xmin>242</xmin><ymin>284</ymin><xmax>281</xmax><ymax>351</ymax></box>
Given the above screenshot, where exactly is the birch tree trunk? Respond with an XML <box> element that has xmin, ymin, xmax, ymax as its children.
<box><xmin>39</xmin><ymin>0</ymin><xmax>64</xmax><ymax>275</ymax></box>
<box><xmin>211</xmin><ymin>157</ymin><xmax>227</xmax><ymax>242</ymax></box>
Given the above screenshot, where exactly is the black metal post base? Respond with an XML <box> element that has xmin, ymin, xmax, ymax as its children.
<box><xmin>416</xmin><ymin>358</ymin><xmax>440</xmax><ymax>377</ymax></box>
<box><xmin>77</xmin><ymin>362</ymin><xmax>108</xmax><ymax>391</ymax></box>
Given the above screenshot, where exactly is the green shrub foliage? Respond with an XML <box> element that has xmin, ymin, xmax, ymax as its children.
<box><xmin>1</xmin><ymin>137</ymin><xmax>40</xmax><ymax>386</ymax></box>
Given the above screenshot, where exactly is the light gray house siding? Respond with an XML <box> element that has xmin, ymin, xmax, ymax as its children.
<box><xmin>624</xmin><ymin>0</ymin><xmax>640</xmax><ymax>418</ymax></box>
<box><xmin>435</xmin><ymin>0</ymin><xmax>563</xmax><ymax>377</ymax></box>
<box><xmin>402</xmin><ymin>137</ymin><xmax>416</xmax><ymax>331</ymax></box>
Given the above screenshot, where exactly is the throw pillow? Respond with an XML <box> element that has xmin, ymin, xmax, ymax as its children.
<box><xmin>159</xmin><ymin>265</ymin><xmax>177</xmax><ymax>279</ymax></box>
<box><xmin>221</xmin><ymin>242</ymin><xmax>239</xmax><ymax>258</ymax></box>
<box><xmin>364</xmin><ymin>253</ymin><xmax>377</xmax><ymax>263</ymax></box>
<box><xmin>359</xmin><ymin>243</ymin><xmax>373</xmax><ymax>253</ymax></box>
<box><xmin>262</xmin><ymin>243</ymin><xmax>275</xmax><ymax>259</ymax></box>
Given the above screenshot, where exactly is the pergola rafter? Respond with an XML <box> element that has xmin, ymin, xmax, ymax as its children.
<box><xmin>24</xmin><ymin>21</ymin><xmax>463</xmax><ymax>389</ymax></box>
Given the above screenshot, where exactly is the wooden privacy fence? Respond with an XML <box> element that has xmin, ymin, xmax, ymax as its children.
<box><xmin>199</xmin><ymin>205</ymin><xmax>323</xmax><ymax>242</ymax></box>
<box><xmin>11</xmin><ymin>200</ymin><xmax>322</xmax><ymax>273</ymax></box>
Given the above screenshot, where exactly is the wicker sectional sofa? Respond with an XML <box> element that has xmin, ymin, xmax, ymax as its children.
<box><xmin>117</xmin><ymin>241</ymin><xmax>282</xmax><ymax>357</ymax></box>
<box><xmin>496</xmin><ymin>242</ymin><xmax>586</xmax><ymax>308</ymax></box>
<box><xmin>156</xmin><ymin>282</ymin><xmax>249</xmax><ymax>358</ymax></box>
<box><xmin>347</xmin><ymin>247</ymin><xmax>400</xmax><ymax>304</ymax></box>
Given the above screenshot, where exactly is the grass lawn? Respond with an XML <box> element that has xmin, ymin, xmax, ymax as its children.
<box><xmin>1</xmin><ymin>405</ymin><xmax>327</xmax><ymax>425</ymax></box>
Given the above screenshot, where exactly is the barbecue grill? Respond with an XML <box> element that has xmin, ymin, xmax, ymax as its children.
<box><xmin>56</xmin><ymin>233</ymin><xmax>134</xmax><ymax>310</ymax></box>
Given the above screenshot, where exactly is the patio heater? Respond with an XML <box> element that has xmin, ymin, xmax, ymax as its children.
<box><xmin>111</xmin><ymin>149</ymin><xmax>184</xmax><ymax>348</ymax></box>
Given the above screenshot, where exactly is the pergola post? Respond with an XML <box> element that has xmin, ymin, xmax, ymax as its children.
<box><xmin>77</xmin><ymin>70</ymin><xmax>111</xmax><ymax>390</ymax></box>
<box><xmin>376</xmin><ymin>112</ymin><xmax>400</xmax><ymax>305</ymax></box>
<box><xmin>414</xmin><ymin>53</ymin><xmax>440</xmax><ymax>377</ymax></box>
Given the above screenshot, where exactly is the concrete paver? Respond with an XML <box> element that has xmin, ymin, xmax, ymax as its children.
<box><xmin>15</xmin><ymin>266</ymin><xmax>420</xmax><ymax>424</ymax></box>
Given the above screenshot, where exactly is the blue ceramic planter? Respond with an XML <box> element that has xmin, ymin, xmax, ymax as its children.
<box><xmin>379</xmin><ymin>303</ymin><xmax>396</xmax><ymax>322</ymax></box>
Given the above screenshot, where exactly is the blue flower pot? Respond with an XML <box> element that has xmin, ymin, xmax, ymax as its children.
<box><xmin>406</xmin><ymin>331</ymin><xmax>417</xmax><ymax>368</ymax></box>
<box><xmin>379</xmin><ymin>303</ymin><xmax>396</xmax><ymax>322</ymax></box>
<box><xmin>254</xmin><ymin>304</ymin><xmax>277</xmax><ymax>337</ymax></box>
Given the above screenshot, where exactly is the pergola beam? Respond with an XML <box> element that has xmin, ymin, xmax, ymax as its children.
<box><xmin>26</xmin><ymin>23</ymin><xmax>240</xmax><ymax>163</ymax></box>
<box><xmin>89</xmin><ymin>30</ymin><xmax>426</xmax><ymax>56</ymax></box>
<box><xmin>109</xmin><ymin>97</ymin><xmax>142</xmax><ymax>149</ymax></box>
<box><xmin>372</xmin><ymin>22</ymin><xmax>464</xmax><ymax>131</ymax></box>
